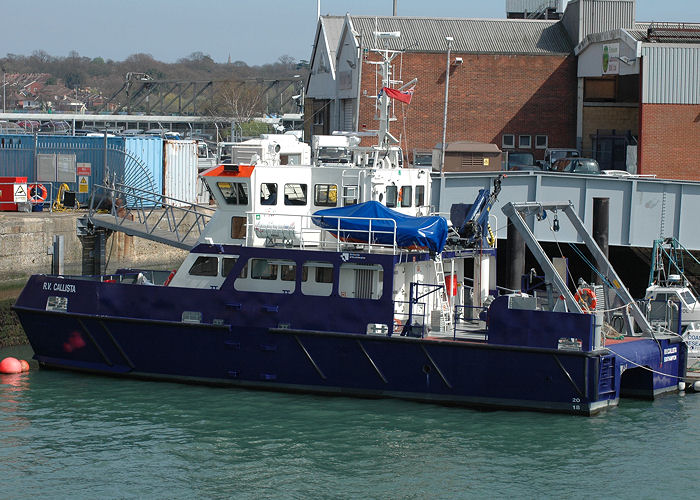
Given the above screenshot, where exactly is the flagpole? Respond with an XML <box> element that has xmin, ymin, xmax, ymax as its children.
<box><xmin>440</xmin><ymin>37</ymin><xmax>453</xmax><ymax>176</ymax></box>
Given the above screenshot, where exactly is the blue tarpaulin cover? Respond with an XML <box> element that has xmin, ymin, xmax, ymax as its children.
<box><xmin>311</xmin><ymin>201</ymin><xmax>448</xmax><ymax>253</ymax></box>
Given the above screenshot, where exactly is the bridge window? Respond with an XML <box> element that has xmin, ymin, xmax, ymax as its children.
<box><xmin>284</xmin><ymin>183</ymin><xmax>307</xmax><ymax>206</ymax></box>
<box><xmin>343</xmin><ymin>186</ymin><xmax>358</xmax><ymax>206</ymax></box>
<box><xmin>385</xmin><ymin>185</ymin><xmax>398</xmax><ymax>208</ymax></box>
<box><xmin>218</xmin><ymin>181</ymin><xmax>249</xmax><ymax>205</ymax></box>
<box><xmin>400</xmin><ymin>186</ymin><xmax>412</xmax><ymax>208</ymax></box>
<box><xmin>260</xmin><ymin>183</ymin><xmax>277</xmax><ymax>205</ymax></box>
<box><xmin>415</xmin><ymin>185</ymin><xmax>425</xmax><ymax>207</ymax></box>
<box><xmin>314</xmin><ymin>184</ymin><xmax>337</xmax><ymax>207</ymax></box>
<box><xmin>189</xmin><ymin>256</ymin><xmax>218</xmax><ymax>277</ymax></box>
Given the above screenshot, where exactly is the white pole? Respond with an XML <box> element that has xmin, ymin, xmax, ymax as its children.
<box><xmin>440</xmin><ymin>37</ymin><xmax>453</xmax><ymax>175</ymax></box>
<box><xmin>317</xmin><ymin>0</ymin><xmax>320</xmax><ymax>20</ymax></box>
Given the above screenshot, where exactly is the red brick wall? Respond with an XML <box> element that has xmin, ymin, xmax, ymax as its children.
<box><xmin>358</xmin><ymin>52</ymin><xmax>577</xmax><ymax>160</ymax></box>
<box><xmin>640</xmin><ymin>104</ymin><xmax>700</xmax><ymax>180</ymax></box>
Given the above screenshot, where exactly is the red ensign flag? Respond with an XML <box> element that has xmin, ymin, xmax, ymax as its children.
<box><xmin>382</xmin><ymin>86</ymin><xmax>414</xmax><ymax>104</ymax></box>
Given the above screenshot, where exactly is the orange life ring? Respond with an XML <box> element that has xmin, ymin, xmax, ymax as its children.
<box><xmin>393</xmin><ymin>318</ymin><xmax>403</xmax><ymax>334</ymax></box>
<box><xmin>574</xmin><ymin>288</ymin><xmax>597</xmax><ymax>312</ymax></box>
<box><xmin>29</xmin><ymin>183</ymin><xmax>47</xmax><ymax>204</ymax></box>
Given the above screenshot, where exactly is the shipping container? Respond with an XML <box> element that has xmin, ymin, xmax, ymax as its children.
<box><xmin>163</xmin><ymin>139</ymin><xmax>198</xmax><ymax>207</ymax></box>
<box><xmin>0</xmin><ymin>134</ymin><xmax>163</xmax><ymax>207</ymax></box>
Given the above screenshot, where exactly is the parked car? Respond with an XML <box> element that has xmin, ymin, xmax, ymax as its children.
<box><xmin>550</xmin><ymin>157</ymin><xmax>601</xmax><ymax>174</ymax></box>
<box><xmin>16</xmin><ymin>120</ymin><xmax>41</xmax><ymax>133</ymax></box>
<box><xmin>39</xmin><ymin>120</ymin><xmax>71</xmax><ymax>134</ymax></box>
<box><xmin>542</xmin><ymin>147</ymin><xmax>579</xmax><ymax>169</ymax></box>
<box><xmin>507</xmin><ymin>151</ymin><xmax>539</xmax><ymax>171</ymax></box>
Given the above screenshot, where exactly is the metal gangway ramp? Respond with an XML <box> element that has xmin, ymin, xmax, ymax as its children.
<box><xmin>80</xmin><ymin>183</ymin><xmax>215</xmax><ymax>250</ymax></box>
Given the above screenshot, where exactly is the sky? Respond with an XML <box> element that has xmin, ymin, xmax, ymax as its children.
<box><xmin>1</xmin><ymin>0</ymin><xmax>698</xmax><ymax>66</ymax></box>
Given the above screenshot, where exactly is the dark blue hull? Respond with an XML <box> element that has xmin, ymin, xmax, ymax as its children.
<box><xmin>13</xmin><ymin>272</ymin><xmax>684</xmax><ymax>416</ymax></box>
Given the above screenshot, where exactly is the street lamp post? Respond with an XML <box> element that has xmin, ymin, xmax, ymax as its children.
<box><xmin>440</xmin><ymin>37</ymin><xmax>453</xmax><ymax>175</ymax></box>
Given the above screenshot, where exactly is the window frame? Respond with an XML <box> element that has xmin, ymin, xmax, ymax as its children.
<box><xmin>502</xmin><ymin>134</ymin><xmax>515</xmax><ymax>149</ymax></box>
<box><xmin>519</xmin><ymin>135</ymin><xmax>532</xmax><ymax>149</ymax></box>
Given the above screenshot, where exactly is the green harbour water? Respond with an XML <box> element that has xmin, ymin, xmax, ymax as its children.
<box><xmin>2</xmin><ymin>344</ymin><xmax>699</xmax><ymax>499</ymax></box>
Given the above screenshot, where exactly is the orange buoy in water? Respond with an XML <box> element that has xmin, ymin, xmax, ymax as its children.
<box><xmin>19</xmin><ymin>359</ymin><xmax>30</xmax><ymax>372</ymax></box>
<box><xmin>0</xmin><ymin>357</ymin><xmax>23</xmax><ymax>374</ymax></box>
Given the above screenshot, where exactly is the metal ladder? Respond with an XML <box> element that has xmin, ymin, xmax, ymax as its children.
<box><xmin>434</xmin><ymin>254</ymin><xmax>453</xmax><ymax>331</ymax></box>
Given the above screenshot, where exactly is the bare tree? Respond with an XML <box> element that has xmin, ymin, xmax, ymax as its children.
<box><xmin>205</xmin><ymin>80</ymin><xmax>265</xmax><ymax>140</ymax></box>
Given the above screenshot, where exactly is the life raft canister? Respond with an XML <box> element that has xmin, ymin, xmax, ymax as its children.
<box><xmin>574</xmin><ymin>287</ymin><xmax>597</xmax><ymax>312</ymax></box>
<box><xmin>29</xmin><ymin>183</ymin><xmax>47</xmax><ymax>204</ymax></box>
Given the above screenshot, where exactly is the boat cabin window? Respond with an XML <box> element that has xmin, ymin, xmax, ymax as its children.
<box><xmin>182</xmin><ymin>311</ymin><xmax>202</xmax><ymax>324</ymax></box>
<box><xmin>314</xmin><ymin>184</ymin><xmax>338</xmax><ymax>207</ymax></box>
<box><xmin>301</xmin><ymin>261</ymin><xmax>333</xmax><ymax>296</ymax></box>
<box><xmin>343</xmin><ymin>186</ymin><xmax>358</xmax><ymax>206</ymax></box>
<box><xmin>222</xmin><ymin>257</ymin><xmax>248</xmax><ymax>278</ymax></box>
<box><xmin>231</xmin><ymin>216</ymin><xmax>247</xmax><ymax>239</ymax></box>
<box><xmin>217</xmin><ymin>181</ymin><xmax>249</xmax><ymax>205</ymax></box>
<box><xmin>260</xmin><ymin>183</ymin><xmax>277</xmax><ymax>205</ymax></box>
<box><xmin>400</xmin><ymin>186</ymin><xmax>412</xmax><ymax>208</ymax></box>
<box><xmin>385</xmin><ymin>186</ymin><xmax>398</xmax><ymax>208</ymax></box>
<box><xmin>415</xmin><ymin>185</ymin><xmax>425</xmax><ymax>207</ymax></box>
<box><xmin>189</xmin><ymin>256</ymin><xmax>218</xmax><ymax>277</ymax></box>
<box><xmin>338</xmin><ymin>263</ymin><xmax>383</xmax><ymax>300</ymax></box>
<box><xmin>280</xmin><ymin>154</ymin><xmax>301</xmax><ymax>165</ymax></box>
<box><xmin>251</xmin><ymin>259</ymin><xmax>278</xmax><ymax>280</ymax></box>
<box><xmin>284</xmin><ymin>183</ymin><xmax>308</xmax><ymax>206</ymax></box>
<box><xmin>681</xmin><ymin>291</ymin><xmax>696</xmax><ymax>306</ymax></box>
<box><xmin>234</xmin><ymin>258</ymin><xmax>297</xmax><ymax>294</ymax></box>
<box><xmin>280</xmin><ymin>262</ymin><xmax>297</xmax><ymax>281</ymax></box>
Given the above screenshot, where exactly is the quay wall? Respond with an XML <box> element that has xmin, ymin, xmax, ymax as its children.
<box><xmin>0</xmin><ymin>212</ymin><xmax>187</xmax><ymax>286</ymax></box>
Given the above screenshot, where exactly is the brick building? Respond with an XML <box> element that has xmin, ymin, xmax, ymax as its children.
<box><xmin>305</xmin><ymin>0</ymin><xmax>700</xmax><ymax>180</ymax></box>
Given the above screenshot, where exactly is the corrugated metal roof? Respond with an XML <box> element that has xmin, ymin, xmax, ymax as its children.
<box><xmin>642</xmin><ymin>45</ymin><xmax>700</xmax><ymax>104</ymax></box>
<box><xmin>349</xmin><ymin>16</ymin><xmax>573</xmax><ymax>55</ymax></box>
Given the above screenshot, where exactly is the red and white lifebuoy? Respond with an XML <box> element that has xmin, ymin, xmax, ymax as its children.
<box><xmin>574</xmin><ymin>287</ymin><xmax>597</xmax><ymax>312</ymax></box>
<box><xmin>29</xmin><ymin>183</ymin><xmax>47</xmax><ymax>204</ymax></box>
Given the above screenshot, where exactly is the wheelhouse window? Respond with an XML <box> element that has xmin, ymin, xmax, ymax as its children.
<box><xmin>400</xmin><ymin>186</ymin><xmax>412</xmax><ymax>208</ymax></box>
<box><xmin>385</xmin><ymin>185</ymin><xmax>398</xmax><ymax>208</ymax></box>
<box><xmin>189</xmin><ymin>256</ymin><xmax>218</xmax><ymax>276</ymax></box>
<box><xmin>284</xmin><ymin>183</ymin><xmax>308</xmax><ymax>206</ymax></box>
<box><xmin>415</xmin><ymin>185</ymin><xmax>425</xmax><ymax>207</ymax></box>
<box><xmin>217</xmin><ymin>181</ymin><xmax>249</xmax><ymax>205</ymax></box>
<box><xmin>314</xmin><ymin>184</ymin><xmax>337</xmax><ymax>207</ymax></box>
<box><xmin>260</xmin><ymin>183</ymin><xmax>277</xmax><ymax>205</ymax></box>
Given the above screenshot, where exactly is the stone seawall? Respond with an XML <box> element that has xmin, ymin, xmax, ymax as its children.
<box><xmin>0</xmin><ymin>211</ymin><xmax>188</xmax><ymax>286</ymax></box>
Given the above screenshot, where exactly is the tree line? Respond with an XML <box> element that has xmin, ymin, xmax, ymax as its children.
<box><xmin>1</xmin><ymin>50</ymin><xmax>309</xmax><ymax>116</ymax></box>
